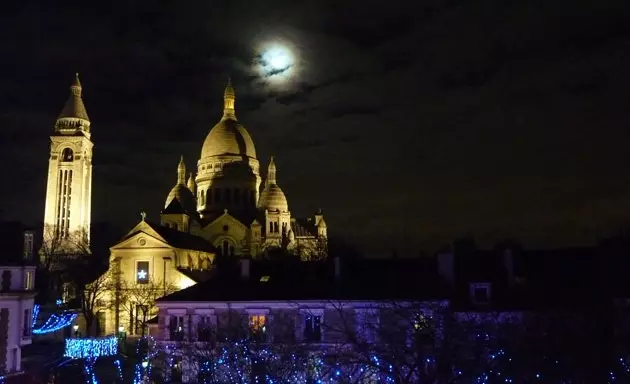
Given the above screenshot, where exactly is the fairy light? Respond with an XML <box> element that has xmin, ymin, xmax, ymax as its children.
<box><xmin>64</xmin><ymin>336</ymin><xmax>118</xmax><ymax>359</ymax></box>
<box><xmin>31</xmin><ymin>304</ymin><xmax>39</xmax><ymax>328</ymax></box>
<box><xmin>33</xmin><ymin>311</ymin><xmax>78</xmax><ymax>334</ymax></box>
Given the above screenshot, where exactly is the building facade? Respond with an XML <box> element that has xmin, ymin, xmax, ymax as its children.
<box><xmin>0</xmin><ymin>224</ymin><xmax>37</xmax><ymax>376</ymax></box>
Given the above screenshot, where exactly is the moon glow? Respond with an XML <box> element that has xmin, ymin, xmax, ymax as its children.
<box><xmin>259</xmin><ymin>44</ymin><xmax>294</xmax><ymax>78</ymax></box>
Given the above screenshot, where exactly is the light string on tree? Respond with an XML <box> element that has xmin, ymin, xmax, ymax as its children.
<box><xmin>64</xmin><ymin>336</ymin><xmax>120</xmax><ymax>384</ymax></box>
<box><xmin>32</xmin><ymin>306</ymin><xmax>78</xmax><ymax>335</ymax></box>
<box><xmin>159</xmin><ymin>337</ymin><xmax>397</xmax><ymax>384</ymax></box>
<box><xmin>133</xmin><ymin>336</ymin><xmax>158</xmax><ymax>384</ymax></box>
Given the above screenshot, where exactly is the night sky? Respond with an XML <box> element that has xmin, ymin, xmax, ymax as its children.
<box><xmin>1</xmin><ymin>1</ymin><xmax>630</xmax><ymax>256</ymax></box>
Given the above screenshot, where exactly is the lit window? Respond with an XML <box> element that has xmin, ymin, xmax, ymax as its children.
<box><xmin>304</xmin><ymin>315</ymin><xmax>322</xmax><ymax>342</ymax></box>
<box><xmin>250</xmin><ymin>314</ymin><xmax>266</xmax><ymax>331</ymax></box>
<box><xmin>260</xmin><ymin>276</ymin><xmax>270</xmax><ymax>282</ymax></box>
<box><xmin>413</xmin><ymin>313</ymin><xmax>428</xmax><ymax>331</ymax></box>
<box><xmin>136</xmin><ymin>261</ymin><xmax>149</xmax><ymax>284</ymax></box>
<box><xmin>25</xmin><ymin>271</ymin><xmax>33</xmax><ymax>291</ymax></box>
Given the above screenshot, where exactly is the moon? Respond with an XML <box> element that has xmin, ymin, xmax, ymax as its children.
<box><xmin>259</xmin><ymin>44</ymin><xmax>294</xmax><ymax>79</ymax></box>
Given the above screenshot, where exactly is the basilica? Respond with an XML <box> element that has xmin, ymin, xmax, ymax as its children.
<box><xmin>42</xmin><ymin>75</ymin><xmax>328</xmax><ymax>335</ymax></box>
<box><xmin>159</xmin><ymin>79</ymin><xmax>327</xmax><ymax>259</ymax></box>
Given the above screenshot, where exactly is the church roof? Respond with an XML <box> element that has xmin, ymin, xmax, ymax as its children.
<box><xmin>150</xmin><ymin>223</ymin><xmax>216</xmax><ymax>253</ymax></box>
<box><xmin>200</xmin><ymin>83</ymin><xmax>257</xmax><ymax>159</ymax></box>
<box><xmin>58</xmin><ymin>73</ymin><xmax>90</xmax><ymax>121</ymax></box>
<box><xmin>121</xmin><ymin>221</ymin><xmax>216</xmax><ymax>253</ymax></box>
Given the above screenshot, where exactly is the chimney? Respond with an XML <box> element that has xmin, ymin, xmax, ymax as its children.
<box><xmin>437</xmin><ymin>252</ymin><xmax>454</xmax><ymax>287</ymax></box>
<box><xmin>503</xmin><ymin>248</ymin><xmax>515</xmax><ymax>287</ymax></box>
<box><xmin>334</xmin><ymin>256</ymin><xmax>341</xmax><ymax>281</ymax></box>
<box><xmin>240</xmin><ymin>258</ymin><xmax>250</xmax><ymax>280</ymax></box>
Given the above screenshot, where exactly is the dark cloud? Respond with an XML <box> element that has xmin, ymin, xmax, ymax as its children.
<box><xmin>0</xmin><ymin>0</ymin><xmax>629</xmax><ymax>256</ymax></box>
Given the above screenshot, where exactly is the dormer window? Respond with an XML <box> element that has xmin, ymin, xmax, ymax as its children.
<box><xmin>470</xmin><ymin>283</ymin><xmax>491</xmax><ymax>305</ymax></box>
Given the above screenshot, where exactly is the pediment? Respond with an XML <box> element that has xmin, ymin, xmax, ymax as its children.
<box><xmin>206</xmin><ymin>211</ymin><xmax>248</xmax><ymax>232</ymax></box>
<box><xmin>110</xmin><ymin>221</ymin><xmax>170</xmax><ymax>250</ymax></box>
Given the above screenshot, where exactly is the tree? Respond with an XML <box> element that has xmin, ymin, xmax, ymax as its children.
<box><xmin>119</xmin><ymin>278</ymin><xmax>177</xmax><ymax>336</ymax></box>
<box><xmin>80</xmin><ymin>270</ymin><xmax>111</xmax><ymax>336</ymax></box>
<box><xmin>152</xmin><ymin>308</ymin><xmax>318</xmax><ymax>384</ymax></box>
<box><xmin>316</xmin><ymin>300</ymin><xmax>452</xmax><ymax>384</ymax></box>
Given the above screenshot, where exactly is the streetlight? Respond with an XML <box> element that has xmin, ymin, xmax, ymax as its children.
<box><xmin>73</xmin><ymin>324</ymin><xmax>79</xmax><ymax>337</ymax></box>
<box><xmin>141</xmin><ymin>361</ymin><xmax>148</xmax><ymax>369</ymax></box>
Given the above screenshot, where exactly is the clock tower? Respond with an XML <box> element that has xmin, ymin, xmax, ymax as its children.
<box><xmin>42</xmin><ymin>74</ymin><xmax>93</xmax><ymax>252</ymax></box>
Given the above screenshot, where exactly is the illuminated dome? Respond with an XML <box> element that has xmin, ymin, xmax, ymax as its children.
<box><xmin>200</xmin><ymin>81</ymin><xmax>257</xmax><ymax>159</ymax></box>
<box><xmin>258</xmin><ymin>157</ymin><xmax>289</xmax><ymax>212</ymax></box>
<box><xmin>165</xmin><ymin>184</ymin><xmax>196</xmax><ymax>212</ymax></box>
<box><xmin>164</xmin><ymin>157</ymin><xmax>196</xmax><ymax>213</ymax></box>
<box><xmin>260</xmin><ymin>184</ymin><xmax>288</xmax><ymax>212</ymax></box>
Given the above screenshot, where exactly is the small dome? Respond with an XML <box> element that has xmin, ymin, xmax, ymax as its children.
<box><xmin>200</xmin><ymin>119</ymin><xmax>256</xmax><ymax>159</ymax></box>
<box><xmin>165</xmin><ymin>184</ymin><xmax>196</xmax><ymax>213</ymax></box>
<box><xmin>260</xmin><ymin>184</ymin><xmax>289</xmax><ymax>212</ymax></box>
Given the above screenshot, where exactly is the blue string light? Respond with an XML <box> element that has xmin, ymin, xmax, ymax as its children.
<box><xmin>33</xmin><ymin>309</ymin><xmax>78</xmax><ymax>335</ymax></box>
<box><xmin>64</xmin><ymin>336</ymin><xmax>118</xmax><ymax>359</ymax></box>
<box><xmin>31</xmin><ymin>304</ymin><xmax>39</xmax><ymax>328</ymax></box>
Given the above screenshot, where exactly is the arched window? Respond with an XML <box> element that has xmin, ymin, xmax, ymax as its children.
<box><xmin>200</xmin><ymin>190</ymin><xmax>205</xmax><ymax>206</ymax></box>
<box><xmin>222</xmin><ymin>241</ymin><xmax>229</xmax><ymax>258</ymax></box>
<box><xmin>61</xmin><ymin>148</ymin><xmax>74</xmax><ymax>162</ymax></box>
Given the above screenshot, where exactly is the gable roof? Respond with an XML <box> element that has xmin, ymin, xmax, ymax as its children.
<box><xmin>118</xmin><ymin>220</ymin><xmax>216</xmax><ymax>253</ymax></box>
<box><xmin>158</xmin><ymin>257</ymin><xmax>444</xmax><ymax>303</ymax></box>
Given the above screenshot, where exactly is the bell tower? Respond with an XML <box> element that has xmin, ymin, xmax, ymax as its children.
<box><xmin>42</xmin><ymin>73</ymin><xmax>93</xmax><ymax>252</ymax></box>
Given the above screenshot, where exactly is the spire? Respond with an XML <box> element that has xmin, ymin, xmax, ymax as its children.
<box><xmin>187</xmin><ymin>172</ymin><xmax>196</xmax><ymax>192</ymax></box>
<box><xmin>57</xmin><ymin>72</ymin><xmax>90</xmax><ymax>122</ymax></box>
<box><xmin>177</xmin><ymin>156</ymin><xmax>186</xmax><ymax>185</ymax></box>
<box><xmin>267</xmin><ymin>156</ymin><xmax>277</xmax><ymax>184</ymax></box>
<box><xmin>222</xmin><ymin>77</ymin><xmax>236</xmax><ymax>120</ymax></box>
<box><xmin>70</xmin><ymin>73</ymin><xmax>82</xmax><ymax>96</ymax></box>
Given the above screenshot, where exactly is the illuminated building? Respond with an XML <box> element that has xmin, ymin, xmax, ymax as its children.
<box><xmin>165</xmin><ymin>81</ymin><xmax>328</xmax><ymax>259</ymax></box>
<box><xmin>95</xmin><ymin>82</ymin><xmax>327</xmax><ymax>336</ymax></box>
<box><xmin>41</xmin><ymin>73</ymin><xmax>93</xmax><ymax>254</ymax></box>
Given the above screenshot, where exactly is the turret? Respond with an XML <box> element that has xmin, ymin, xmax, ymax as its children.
<box><xmin>55</xmin><ymin>73</ymin><xmax>91</xmax><ymax>136</ymax></box>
